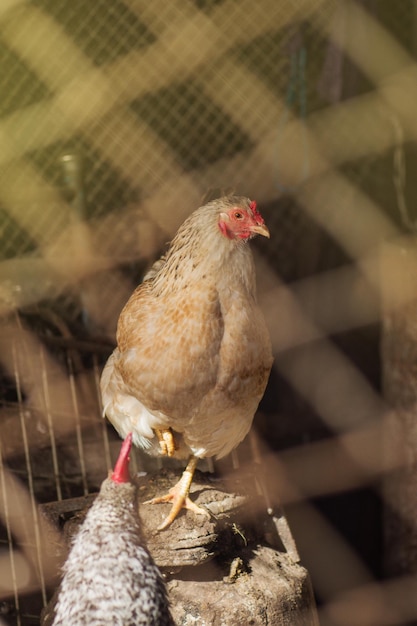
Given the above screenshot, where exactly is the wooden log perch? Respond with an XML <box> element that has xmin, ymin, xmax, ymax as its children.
<box><xmin>40</xmin><ymin>469</ymin><xmax>318</xmax><ymax>625</ymax></box>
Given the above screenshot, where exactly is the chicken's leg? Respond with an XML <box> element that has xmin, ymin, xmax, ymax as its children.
<box><xmin>144</xmin><ymin>455</ymin><xmax>209</xmax><ymax>531</ymax></box>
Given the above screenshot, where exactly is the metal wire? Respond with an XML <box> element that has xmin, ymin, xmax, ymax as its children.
<box><xmin>12</xmin><ymin>339</ymin><xmax>47</xmax><ymax>608</ymax></box>
<box><xmin>0</xmin><ymin>448</ymin><xmax>22</xmax><ymax>626</ymax></box>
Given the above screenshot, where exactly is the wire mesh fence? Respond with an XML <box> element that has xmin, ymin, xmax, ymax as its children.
<box><xmin>1</xmin><ymin>0</ymin><xmax>417</xmax><ymax>624</ymax></box>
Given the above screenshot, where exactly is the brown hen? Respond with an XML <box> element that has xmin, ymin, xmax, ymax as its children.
<box><xmin>100</xmin><ymin>196</ymin><xmax>273</xmax><ymax>529</ymax></box>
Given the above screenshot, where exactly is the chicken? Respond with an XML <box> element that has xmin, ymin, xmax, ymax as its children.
<box><xmin>101</xmin><ymin>195</ymin><xmax>273</xmax><ymax>530</ymax></box>
<box><xmin>50</xmin><ymin>433</ymin><xmax>173</xmax><ymax>626</ymax></box>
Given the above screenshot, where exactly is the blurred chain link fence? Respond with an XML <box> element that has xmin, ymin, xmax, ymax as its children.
<box><xmin>1</xmin><ymin>0</ymin><xmax>417</xmax><ymax>624</ymax></box>
<box><xmin>0</xmin><ymin>0</ymin><xmax>342</xmax><ymax>331</ymax></box>
<box><xmin>0</xmin><ymin>3</ymin><xmax>339</xmax><ymax>623</ymax></box>
<box><xmin>1</xmin><ymin>0</ymin><xmax>415</xmax><ymax>329</ymax></box>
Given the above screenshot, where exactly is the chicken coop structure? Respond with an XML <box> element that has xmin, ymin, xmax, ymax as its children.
<box><xmin>1</xmin><ymin>0</ymin><xmax>417</xmax><ymax>624</ymax></box>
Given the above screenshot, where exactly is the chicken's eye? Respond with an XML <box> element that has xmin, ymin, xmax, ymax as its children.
<box><xmin>234</xmin><ymin>211</ymin><xmax>243</xmax><ymax>219</ymax></box>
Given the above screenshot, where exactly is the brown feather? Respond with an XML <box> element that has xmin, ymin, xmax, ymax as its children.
<box><xmin>100</xmin><ymin>196</ymin><xmax>273</xmax><ymax>460</ymax></box>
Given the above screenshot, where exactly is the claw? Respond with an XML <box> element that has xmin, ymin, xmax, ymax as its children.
<box><xmin>144</xmin><ymin>455</ymin><xmax>208</xmax><ymax>530</ymax></box>
<box><xmin>154</xmin><ymin>428</ymin><xmax>176</xmax><ymax>457</ymax></box>
<box><xmin>145</xmin><ymin>492</ymin><xmax>208</xmax><ymax>531</ymax></box>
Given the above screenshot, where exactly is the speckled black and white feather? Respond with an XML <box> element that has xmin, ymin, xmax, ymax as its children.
<box><xmin>51</xmin><ymin>478</ymin><xmax>173</xmax><ymax>626</ymax></box>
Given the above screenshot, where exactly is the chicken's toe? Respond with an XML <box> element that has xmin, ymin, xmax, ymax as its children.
<box><xmin>154</xmin><ymin>427</ymin><xmax>176</xmax><ymax>457</ymax></box>
<box><xmin>143</xmin><ymin>455</ymin><xmax>208</xmax><ymax>530</ymax></box>
<box><xmin>145</xmin><ymin>491</ymin><xmax>208</xmax><ymax>531</ymax></box>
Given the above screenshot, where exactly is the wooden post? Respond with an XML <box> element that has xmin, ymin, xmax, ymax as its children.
<box><xmin>381</xmin><ymin>240</ymin><xmax>417</xmax><ymax>576</ymax></box>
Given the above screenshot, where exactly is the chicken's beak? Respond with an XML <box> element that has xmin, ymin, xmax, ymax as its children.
<box><xmin>251</xmin><ymin>223</ymin><xmax>270</xmax><ymax>238</ymax></box>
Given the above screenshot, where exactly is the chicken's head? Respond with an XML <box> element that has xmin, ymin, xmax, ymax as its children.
<box><xmin>218</xmin><ymin>200</ymin><xmax>270</xmax><ymax>241</ymax></box>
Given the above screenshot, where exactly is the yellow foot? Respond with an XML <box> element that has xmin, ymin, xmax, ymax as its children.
<box><xmin>145</xmin><ymin>491</ymin><xmax>208</xmax><ymax>531</ymax></box>
<box><xmin>144</xmin><ymin>455</ymin><xmax>209</xmax><ymax>530</ymax></box>
<box><xmin>154</xmin><ymin>427</ymin><xmax>176</xmax><ymax>457</ymax></box>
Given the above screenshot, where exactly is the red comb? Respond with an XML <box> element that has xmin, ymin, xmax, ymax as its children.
<box><xmin>249</xmin><ymin>199</ymin><xmax>265</xmax><ymax>225</ymax></box>
<box><xmin>111</xmin><ymin>433</ymin><xmax>132</xmax><ymax>483</ymax></box>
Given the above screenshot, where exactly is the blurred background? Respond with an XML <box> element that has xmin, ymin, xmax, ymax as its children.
<box><xmin>1</xmin><ymin>0</ymin><xmax>417</xmax><ymax>623</ymax></box>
